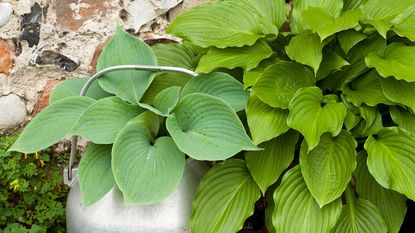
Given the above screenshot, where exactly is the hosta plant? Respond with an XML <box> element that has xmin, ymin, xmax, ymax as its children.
<box><xmin>10</xmin><ymin>0</ymin><xmax>415</xmax><ymax>232</ymax></box>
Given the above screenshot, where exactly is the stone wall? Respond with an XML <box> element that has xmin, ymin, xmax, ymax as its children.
<box><xmin>0</xmin><ymin>0</ymin><xmax>211</xmax><ymax>134</ymax></box>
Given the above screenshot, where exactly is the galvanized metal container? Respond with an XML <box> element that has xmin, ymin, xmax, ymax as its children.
<box><xmin>66</xmin><ymin>159</ymin><xmax>208</xmax><ymax>233</ymax></box>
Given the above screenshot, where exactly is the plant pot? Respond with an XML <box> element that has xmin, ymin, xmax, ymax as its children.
<box><xmin>66</xmin><ymin>159</ymin><xmax>208</xmax><ymax>233</ymax></box>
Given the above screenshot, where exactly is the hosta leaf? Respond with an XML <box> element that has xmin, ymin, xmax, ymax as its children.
<box><xmin>331</xmin><ymin>197</ymin><xmax>388</xmax><ymax>233</ymax></box>
<box><xmin>272</xmin><ymin>166</ymin><xmax>342</xmax><ymax>233</ymax></box>
<box><xmin>69</xmin><ymin>97</ymin><xmax>144</xmax><ymax>144</ymax></box>
<box><xmin>265</xmin><ymin>183</ymin><xmax>278</xmax><ymax>233</ymax></box>
<box><xmin>246</xmin><ymin>95</ymin><xmax>289</xmax><ymax>145</ymax></box>
<box><xmin>131</xmin><ymin>111</ymin><xmax>160</xmax><ymax>137</ymax></box>
<box><xmin>78</xmin><ymin>143</ymin><xmax>115</xmax><ymax>206</ymax></box>
<box><xmin>245</xmin><ymin>131</ymin><xmax>299</xmax><ymax>193</ymax></box>
<box><xmin>390</xmin><ymin>106</ymin><xmax>415</xmax><ymax>135</ymax></box>
<box><xmin>252</xmin><ymin>61</ymin><xmax>315</xmax><ymax>109</ymax></box>
<box><xmin>300</xmin><ymin>131</ymin><xmax>357</xmax><ymax>206</ymax></box>
<box><xmin>316</xmin><ymin>49</ymin><xmax>349</xmax><ymax>81</ymax></box>
<box><xmin>49</xmin><ymin>78</ymin><xmax>112</xmax><ymax>103</ymax></box>
<box><xmin>97</xmin><ymin>26</ymin><xmax>157</xmax><ymax>104</ymax></box>
<box><xmin>243</xmin><ymin>60</ymin><xmax>272</xmax><ymax>88</ymax></box>
<box><xmin>112</xmin><ymin>121</ymin><xmax>185</xmax><ymax>204</ymax></box>
<box><xmin>357</xmin><ymin>105</ymin><xmax>383</xmax><ymax>136</ymax></box>
<box><xmin>190</xmin><ymin>159</ymin><xmax>261</xmax><ymax>233</ymax></box>
<box><xmin>141</xmin><ymin>72</ymin><xmax>191</xmax><ymax>104</ymax></box>
<box><xmin>138</xmin><ymin>86</ymin><xmax>181</xmax><ymax>116</ymax></box>
<box><xmin>166</xmin><ymin>93</ymin><xmax>258</xmax><ymax>161</ymax></box>
<box><xmin>10</xmin><ymin>96</ymin><xmax>95</xmax><ymax>153</ymax></box>
<box><xmin>391</xmin><ymin>5</ymin><xmax>415</xmax><ymax>42</ymax></box>
<box><xmin>361</xmin><ymin>0</ymin><xmax>414</xmax><ymax>38</ymax></box>
<box><xmin>355</xmin><ymin>151</ymin><xmax>407</xmax><ymax>233</ymax></box>
<box><xmin>337</xmin><ymin>30</ymin><xmax>367</xmax><ymax>54</ymax></box>
<box><xmin>290</xmin><ymin>0</ymin><xmax>343</xmax><ymax>33</ymax></box>
<box><xmin>248</xmin><ymin>0</ymin><xmax>287</xmax><ymax>30</ymax></box>
<box><xmin>342</xmin><ymin>0</ymin><xmax>365</xmax><ymax>12</ymax></box>
<box><xmin>364</xmin><ymin>127</ymin><xmax>415</xmax><ymax>200</ymax></box>
<box><xmin>196</xmin><ymin>40</ymin><xmax>273</xmax><ymax>73</ymax></box>
<box><xmin>302</xmin><ymin>8</ymin><xmax>362</xmax><ymax>41</ymax></box>
<box><xmin>381</xmin><ymin>77</ymin><xmax>415</xmax><ymax>112</ymax></box>
<box><xmin>343</xmin><ymin>70</ymin><xmax>393</xmax><ymax>107</ymax></box>
<box><xmin>285</xmin><ymin>33</ymin><xmax>324</xmax><ymax>74</ymax></box>
<box><xmin>287</xmin><ymin>87</ymin><xmax>347</xmax><ymax>150</ymax></box>
<box><xmin>344</xmin><ymin>110</ymin><xmax>361</xmax><ymax>130</ymax></box>
<box><xmin>366</xmin><ymin>43</ymin><xmax>415</xmax><ymax>82</ymax></box>
<box><xmin>167</xmin><ymin>0</ymin><xmax>264</xmax><ymax>48</ymax></box>
<box><xmin>338</xmin><ymin>35</ymin><xmax>386</xmax><ymax>88</ymax></box>
<box><xmin>181</xmin><ymin>72</ymin><xmax>249</xmax><ymax>112</ymax></box>
<box><xmin>151</xmin><ymin>43</ymin><xmax>197</xmax><ymax>70</ymax></box>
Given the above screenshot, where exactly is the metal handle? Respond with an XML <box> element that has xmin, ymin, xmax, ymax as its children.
<box><xmin>66</xmin><ymin>65</ymin><xmax>198</xmax><ymax>184</ymax></box>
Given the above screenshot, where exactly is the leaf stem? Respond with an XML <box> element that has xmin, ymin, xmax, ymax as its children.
<box><xmin>345</xmin><ymin>183</ymin><xmax>355</xmax><ymax>210</ymax></box>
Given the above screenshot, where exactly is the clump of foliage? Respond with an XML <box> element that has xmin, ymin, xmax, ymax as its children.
<box><xmin>0</xmin><ymin>134</ymin><xmax>68</xmax><ymax>232</ymax></box>
<box><xmin>9</xmin><ymin>0</ymin><xmax>415</xmax><ymax>232</ymax></box>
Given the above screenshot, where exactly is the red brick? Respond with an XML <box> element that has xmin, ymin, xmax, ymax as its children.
<box><xmin>0</xmin><ymin>40</ymin><xmax>13</xmax><ymax>76</ymax></box>
<box><xmin>55</xmin><ymin>0</ymin><xmax>111</xmax><ymax>30</ymax></box>
<box><xmin>33</xmin><ymin>80</ymin><xmax>61</xmax><ymax>115</ymax></box>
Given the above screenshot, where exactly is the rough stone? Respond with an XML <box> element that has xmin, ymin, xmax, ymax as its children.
<box><xmin>32</xmin><ymin>46</ymin><xmax>80</xmax><ymax>72</ymax></box>
<box><xmin>123</xmin><ymin>0</ymin><xmax>183</xmax><ymax>31</ymax></box>
<box><xmin>56</xmin><ymin>0</ymin><xmax>111</xmax><ymax>31</ymax></box>
<box><xmin>0</xmin><ymin>2</ymin><xmax>13</xmax><ymax>28</ymax></box>
<box><xmin>20</xmin><ymin>3</ymin><xmax>42</xmax><ymax>47</ymax></box>
<box><xmin>33</xmin><ymin>79</ymin><xmax>60</xmax><ymax>115</ymax></box>
<box><xmin>0</xmin><ymin>94</ymin><xmax>27</xmax><ymax>130</ymax></box>
<box><xmin>0</xmin><ymin>40</ymin><xmax>13</xmax><ymax>76</ymax></box>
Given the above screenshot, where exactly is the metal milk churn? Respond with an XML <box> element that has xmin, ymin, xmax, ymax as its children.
<box><xmin>63</xmin><ymin>65</ymin><xmax>208</xmax><ymax>233</ymax></box>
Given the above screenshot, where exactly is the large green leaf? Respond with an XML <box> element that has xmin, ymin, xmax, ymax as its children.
<box><xmin>167</xmin><ymin>0</ymin><xmax>264</xmax><ymax>48</ymax></box>
<box><xmin>391</xmin><ymin>4</ymin><xmax>415</xmax><ymax>42</ymax></box>
<box><xmin>112</xmin><ymin>121</ymin><xmax>185</xmax><ymax>204</ymax></box>
<box><xmin>290</xmin><ymin>0</ymin><xmax>343</xmax><ymax>33</ymax></box>
<box><xmin>181</xmin><ymin>72</ymin><xmax>249</xmax><ymax>112</ymax></box>
<box><xmin>245</xmin><ymin>131</ymin><xmax>299</xmax><ymax>193</ymax></box>
<box><xmin>381</xmin><ymin>77</ymin><xmax>415</xmax><ymax>112</ymax></box>
<box><xmin>130</xmin><ymin>111</ymin><xmax>160</xmax><ymax>138</ymax></box>
<box><xmin>343</xmin><ymin>70</ymin><xmax>393</xmax><ymax>107</ymax></box>
<box><xmin>190</xmin><ymin>159</ymin><xmax>261</xmax><ymax>233</ymax></box>
<box><xmin>78</xmin><ymin>143</ymin><xmax>115</xmax><ymax>206</ymax></box>
<box><xmin>49</xmin><ymin>78</ymin><xmax>112</xmax><ymax>104</ymax></box>
<box><xmin>252</xmin><ymin>61</ymin><xmax>315</xmax><ymax>109</ymax></box>
<box><xmin>265</xmin><ymin>183</ymin><xmax>278</xmax><ymax>233</ymax></box>
<box><xmin>138</xmin><ymin>86</ymin><xmax>181</xmax><ymax>116</ymax></box>
<box><xmin>246</xmin><ymin>95</ymin><xmax>289</xmax><ymax>145</ymax></box>
<box><xmin>355</xmin><ymin>151</ymin><xmax>407</xmax><ymax>233</ymax></box>
<box><xmin>302</xmin><ymin>8</ymin><xmax>362</xmax><ymax>41</ymax></box>
<box><xmin>366</xmin><ymin>43</ymin><xmax>415</xmax><ymax>82</ymax></box>
<box><xmin>141</xmin><ymin>72</ymin><xmax>191</xmax><ymax>104</ymax></box>
<box><xmin>361</xmin><ymin>0</ymin><xmax>414</xmax><ymax>38</ymax></box>
<box><xmin>69</xmin><ymin>97</ymin><xmax>143</xmax><ymax>144</ymax></box>
<box><xmin>342</xmin><ymin>0</ymin><xmax>365</xmax><ymax>12</ymax></box>
<box><xmin>272</xmin><ymin>166</ymin><xmax>342</xmax><ymax>233</ymax></box>
<box><xmin>300</xmin><ymin>131</ymin><xmax>357</xmax><ymax>206</ymax></box>
<box><xmin>167</xmin><ymin>93</ymin><xmax>258</xmax><ymax>161</ymax></box>
<box><xmin>248</xmin><ymin>0</ymin><xmax>287</xmax><ymax>30</ymax></box>
<box><xmin>331</xmin><ymin>195</ymin><xmax>388</xmax><ymax>233</ymax></box>
<box><xmin>390</xmin><ymin>106</ymin><xmax>415</xmax><ymax>135</ymax></box>
<box><xmin>285</xmin><ymin>33</ymin><xmax>324</xmax><ymax>74</ymax></box>
<box><xmin>287</xmin><ymin>87</ymin><xmax>347</xmax><ymax>150</ymax></box>
<box><xmin>364</xmin><ymin>127</ymin><xmax>415</xmax><ymax>200</ymax></box>
<box><xmin>10</xmin><ymin>96</ymin><xmax>95</xmax><ymax>153</ymax></box>
<box><xmin>97</xmin><ymin>26</ymin><xmax>157</xmax><ymax>104</ymax></box>
<box><xmin>151</xmin><ymin>43</ymin><xmax>197</xmax><ymax>70</ymax></box>
<box><xmin>337</xmin><ymin>30</ymin><xmax>367</xmax><ymax>54</ymax></box>
<box><xmin>196</xmin><ymin>40</ymin><xmax>273</xmax><ymax>73</ymax></box>
<box><xmin>316</xmin><ymin>49</ymin><xmax>349</xmax><ymax>81</ymax></box>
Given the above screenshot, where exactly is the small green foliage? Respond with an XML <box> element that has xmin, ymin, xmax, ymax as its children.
<box><xmin>0</xmin><ymin>133</ymin><xmax>68</xmax><ymax>232</ymax></box>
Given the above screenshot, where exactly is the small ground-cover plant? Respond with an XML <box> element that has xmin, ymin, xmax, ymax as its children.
<box><xmin>0</xmin><ymin>133</ymin><xmax>68</xmax><ymax>232</ymax></box>
<box><xmin>9</xmin><ymin>0</ymin><xmax>415</xmax><ymax>232</ymax></box>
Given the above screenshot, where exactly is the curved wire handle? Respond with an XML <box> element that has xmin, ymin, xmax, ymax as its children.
<box><xmin>67</xmin><ymin>65</ymin><xmax>198</xmax><ymax>181</ymax></box>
